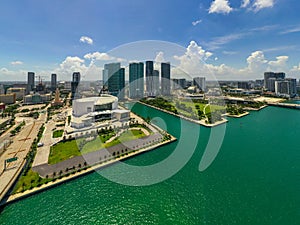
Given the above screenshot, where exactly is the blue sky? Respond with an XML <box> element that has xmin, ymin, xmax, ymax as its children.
<box><xmin>1</xmin><ymin>0</ymin><xmax>300</xmax><ymax>81</ymax></box>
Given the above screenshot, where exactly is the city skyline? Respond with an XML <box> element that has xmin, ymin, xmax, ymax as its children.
<box><xmin>0</xmin><ymin>0</ymin><xmax>300</xmax><ymax>81</ymax></box>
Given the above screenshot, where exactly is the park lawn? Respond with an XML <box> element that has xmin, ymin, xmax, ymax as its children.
<box><xmin>49</xmin><ymin>130</ymin><xmax>147</xmax><ymax>164</ymax></box>
<box><xmin>13</xmin><ymin>169</ymin><xmax>52</xmax><ymax>194</ymax></box>
<box><xmin>204</xmin><ymin>104</ymin><xmax>226</xmax><ymax>114</ymax></box>
<box><xmin>81</xmin><ymin>137</ymin><xmax>105</xmax><ymax>154</ymax></box>
<box><xmin>52</xmin><ymin>129</ymin><xmax>64</xmax><ymax>138</ymax></box>
<box><xmin>81</xmin><ymin>133</ymin><xmax>116</xmax><ymax>154</ymax></box>
<box><xmin>49</xmin><ymin>140</ymin><xmax>81</xmax><ymax>164</ymax></box>
<box><xmin>130</xmin><ymin>123</ymin><xmax>153</xmax><ymax>134</ymax></box>
<box><xmin>105</xmin><ymin>129</ymin><xmax>146</xmax><ymax>148</ymax></box>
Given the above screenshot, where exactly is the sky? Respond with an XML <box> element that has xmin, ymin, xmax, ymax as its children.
<box><xmin>1</xmin><ymin>0</ymin><xmax>300</xmax><ymax>81</ymax></box>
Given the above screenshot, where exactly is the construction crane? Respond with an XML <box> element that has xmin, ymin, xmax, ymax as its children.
<box><xmin>35</xmin><ymin>75</ymin><xmax>47</xmax><ymax>85</ymax></box>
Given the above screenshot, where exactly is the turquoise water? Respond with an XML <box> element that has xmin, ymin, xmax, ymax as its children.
<box><xmin>285</xmin><ymin>100</ymin><xmax>300</xmax><ymax>104</ymax></box>
<box><xmin>0</xmin><ymin>104</ymin><xmax>299</xmax><ymax>225</ymax></box>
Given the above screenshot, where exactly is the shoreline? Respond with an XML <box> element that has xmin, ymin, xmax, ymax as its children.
<box><xmin>224</xmin><ymin>112</ymin><xmax>250</xmax><ymax>118</ymax></box>
<box><xmin>137</xmin><ymin>101</ymin><xmax>228</xmax><ymax>127</ymax></box>
<box><xmin>0</xmin><ymin>135</ymin><xmax>176</xmax><ymax>207</ymax></box>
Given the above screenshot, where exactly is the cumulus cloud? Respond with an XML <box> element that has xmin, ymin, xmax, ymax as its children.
<box><xmin>84</xmin><ymin>52</ymin><xmax>115</xmax><ymax>61</ymax></box>
<box><xmin>253</xmin><ymin>0</ymin><xmax>274</xmax><ymax>11</ymax></box>
<box><xmin>209</xmin><ymin>0</ymin><xmax>233</xmax><ymax>14</ymax></box>
<box><xmin>154</xmin><ymin>51</ymin><xmax>165</xmax><ymax>63</ymax></box>
<box><xmin>244</xmin><ymin>51</ymin><xmax>268</xmax><ymax>72</ymax></box>
<box><xmin>11</xmin><ymin>61</ymin><xmax>23</xmax><ymax>65</ymax></box>
<box><xmin>172</xmin><ymin>41</ymin><xmax>296</xmax><ymax>80</ymax></box>
<box><xmin>153</xmin><ymin>51</ymin><xmax>166</xmax><ymax>70</ymax></box>
<box><xmin>192</xmin><ymin>19</ymin><xmax>202</xmax><ymax>26</ymax></box>
<box><xmin>80</xmin><ymin>36</ymin><xmax>93</xmax><ymax>45</ymax></box>
<box><xmin>268</xmin><ymin>56</ymin><xmax>289</xmax><ymax>71</ymax></box>
<box><xmin>173</xmin><ymin>41</ymin><xmax>214</xmax><ymax>78</ymax></box>
<box><xmin>54</xmin><ymin>56</ymin><xmax>88</xmax><ymax>79</ymax></box>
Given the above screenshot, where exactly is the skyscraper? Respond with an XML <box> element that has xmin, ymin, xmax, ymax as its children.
<box><xmin>286</xmin><ymin>78</ymin><xmax>297</xmax><ymax>96</ymax></box>
<box><xmin>71</xmin><ymin>72</ymin><xmax>81</xmax><ymax>99</ymax></box>
<box><xmin>153</xmin><ymin>70</ymin><xmax>160</xmax><ymax>96</ymax></box>
<box><xmin>129</xmin><ymin>62</ymin><xmax>144</xmax><ymax>99</ymax></box>
<box><xmin>51</xmin><ymin>73</ymin><xmax>57</xmax><ymax>92</ymax></box>
<box><xmin>193</xmin><ymin>77</ymin><xmax>206</xmax><ymax>92</ymax></box>
<box><xmin>264</xmin><ymin>72</ymin><xmax>285</xmax><ymax>91</ymax></box>
<box><xmin>146</xmin><ymin>61</ymin><xmax>154</xmax><ymax>96</ymax></box>
<box><xmin>27</xmin><ymin>72</ymin><xmax>35</xmax><ymax>94</ymax></box>
<box><xmin>161</xmin><ymin>62</ymin><xmax>171</xmax><ymax>96</ymax></box>
<box><xmin>104</xmin><ymin>63</ymin><xmax>125</xmax><ymax>99</ymax></box>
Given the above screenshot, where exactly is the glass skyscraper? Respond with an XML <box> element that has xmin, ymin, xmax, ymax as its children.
<box><xmin>129</xmin><ymin>62</ymin><xmax>144</xmax><ymax>99</ymax></box>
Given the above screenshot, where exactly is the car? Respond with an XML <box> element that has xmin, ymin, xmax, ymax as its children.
<box><xmin>37</xmin><ymin>142</ymin><xmax>44</xmax><ymax>147</ymax></box>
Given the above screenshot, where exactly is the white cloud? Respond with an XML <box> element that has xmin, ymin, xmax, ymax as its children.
<box><xmin>241</xmin><ymin>0</ymin><xmax>251</xmax><ymax>8</ymax></box>
<box><xmin>268</xmin><ymin>56</ymin><xmax>289</xmax><ymax>71</ymax></box>
<box><xmin>84</xmin><ymin>52</ymin><xmax>115</xmax><ymax>61</ymax></box>
<box><xmin>209</xmin><ymin>0</ymin><xmax>233</xmax><ymax>14</ymax></box>
<box><xmin>11</xmin><ymin>61</ymin><xmax>23</xmax><ymax>65</ymax></box>
<box><xmin>54</xmin><ymin>56</ymin><xmax>88</xmax><ymax>79</ymax></box>
<box><xmin>154</xmin><ymin>51</ymin><xmax>165</xmax><ymax>63</ymax></box>
<box><xmin>173</xmin><ymin>41</ymin><xmax>214</xmax><ymax>78</ymax></box>
<box><xmin>80</xmin><ymin>36</ymin><xmax>93</xmax><ymax>45</ymax></box>
<box><xmin>192</xmin><ymin>19</ymin><xmax>202</xmax><ymax>26</ymax></box>
<box><xmin>291</xmin><ymin>64</ymin><xmax>300</xmax><ymax>72</ymax></box>
<box><xmin>222</xmin><ymin>50</ymin><xmax>238</xmax><ymax>55</ymax></box>
<box><xmin>280</xmin><ymin>26</ymin><xmax>300</xmax><ymax>35</ymax></box>
<box><xmin>205</xmin><ymin>32</ymin><xmax>247</xmax><ymax>50</ymax></box>
<box><xmin>0</xmin><ymin>68</ymin><xmax>27</xmax><ymax>81</ymax></box>
<box><xmin>172</xmin><ymin>41</ymin><xmax>296</xmax><ymax>80</ymax></box>
<box><xmin>246</xmin><ymin>51</ymin><xmax>268</xmax><ymax>71</ymax></box>
<box><xmin>154</xmin><ymin>51</ymin><xmax>165</xmax><ymax>70</ymax></box>
<box><xmin>253</xmin><ymin>0</ymin><xmax>274</xmax><ymax>11</ymax></box>
<box><xmin>263</xmin><ymin>45</ymin><xmax>298</xmax><ymax>53</ymax></box>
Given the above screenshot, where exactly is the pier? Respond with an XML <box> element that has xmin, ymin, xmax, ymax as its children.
<box><xmin>268</xmin><ymin>103</ymin><xmax>300</xmax><ymax>110</ymax></box>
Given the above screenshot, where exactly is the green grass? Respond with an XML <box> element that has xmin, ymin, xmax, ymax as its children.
<box><xmin>105</xmin><ymin>129</ymin><xmax>146</xmax><ymax>148</ymax></box>
<box><xmin>81</xmin><ymin>137</ymin><xmax>105</xmax><ymax>154</ymax></box>
<box><xmin>13</xmin><ymin>169</ymin><xmax>52</xmax><ymax>194</ymax></box>
<box><xmin>52</xmin><ymin>129</ymin><xmax>64</xmax><ymax>138</ymax></box>
<box><xmin>49</xmin><ymin>129</ymin><xmax>147</xmax><ymax>164</ymax></box>
<box><xmin>49</xmin><ymin>140</ymin><xmax>82</xmax><ymax>164</ymax></box>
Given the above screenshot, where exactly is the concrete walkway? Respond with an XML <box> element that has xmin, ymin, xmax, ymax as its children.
<box><xmin>32</xmin><ymin>133</ymin><xmax>163</xmax><ymax>178</ymax></box>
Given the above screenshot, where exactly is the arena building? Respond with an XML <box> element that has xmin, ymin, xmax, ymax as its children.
<box><xmin>71</xmin><ymin>95</ymin><xmax>130</xmax><ymax>129</ymax></box>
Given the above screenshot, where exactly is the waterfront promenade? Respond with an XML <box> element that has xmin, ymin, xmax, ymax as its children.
<box><xmin>2</xmin><ymin>133</ymin><xmax>176</xmax><ymax>206</ymax></box>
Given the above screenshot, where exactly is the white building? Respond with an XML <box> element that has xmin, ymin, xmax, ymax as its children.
<box><xmin>71</xmin><ymin>95</ymin><xmax>130</xmax><ymax>129</ymax></box>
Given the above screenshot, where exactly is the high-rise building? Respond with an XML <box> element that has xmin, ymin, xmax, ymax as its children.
<box><xmin>146</xmin><ymin>61</ymin><xmax>154</xmax><ymax>96</ymax></box>
<box><xmin>71</xmin><ymin>72</ymin><xmax>81</xmax><ymax>99</ymax></box>
<box><xmin>27</xmin><ymin>72</ymin><xmax>35</xmax><ymax>94</ymax></box>
<box><xmin>51</xmin><ymin>74</ymin><xmax>57</xmax><ymax>92</ymax></box>
<box><xmin>267</xmin><ymin>78</ymin><xmax>278</xmax><ymax>92</ymax></box>
<box><xmin>172</xmin><ymin>78</ymin><xmax>186</xmax><ymax>90</ymax></box>
<box><xmin>161</xmin><ymin>62</ymin><xmax>171</xmax><ymax>96</ymax></box>
<box><xmin>104</xmin><ymin>63</ymin><xmax>125</xmax><ymax>99</ymax></box>
<box><xmin>193</xmin><ymin>77</ymin><xmax>206</xmax><ymax>91</ymax></box>
<box><xmin>275</xmin><ymin>80</ymin><xmax>290</xmax><ymax>96</ymax></box>
<box><xmin>153</xmin><ymin>70</ymin><xmax>160</xmax><ymax>96</ymax></box>
<box><xmin>286</xmin><ymin>78</ymin><xmax>297</xmax><ymax>96</ymax></box>
<box><xmin>102</xmin><ymin>69</ymin><xmax>109</xmax><ymax>89</ymax></box>
<box><xmin>264</xmin><ymin>72</ymin><xmax>285</xmax><ymax>91</ymax></box>
<box><xmin>237</xmin><ymin>81</ymin><xmax>251</xmax><ymax>90</ymax></box>
<box><xmin>129</xmin><ymin>62</ymin><xmax>144</xmax><ymax>99</ymax></box>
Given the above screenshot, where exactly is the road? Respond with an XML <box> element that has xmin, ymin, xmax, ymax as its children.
<box><xmin>0</xmin><ymin>112</ymin><xmax>46</xmax><ymax>202</ymax></box>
